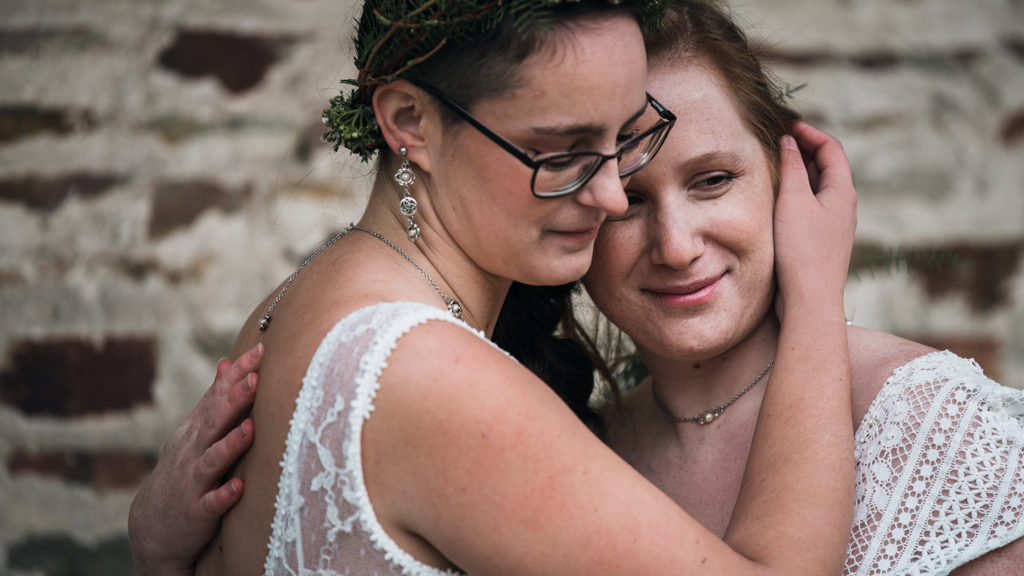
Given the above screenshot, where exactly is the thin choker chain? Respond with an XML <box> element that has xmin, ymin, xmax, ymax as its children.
<box><xmin>651</xmin><ymin>359</ymin><xmax>774</xmax><ymax>425</ymax></box>
<box><xmin>258</xmin><ymin>224</ymin><xmax>462</xmax><ymax>332</ymax></box>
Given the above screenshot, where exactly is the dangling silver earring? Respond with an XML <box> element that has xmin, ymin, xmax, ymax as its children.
<box><xmin>394</xmin><ymin>146</ymin><xmax>420</xmax><ymax>242</ymax></box>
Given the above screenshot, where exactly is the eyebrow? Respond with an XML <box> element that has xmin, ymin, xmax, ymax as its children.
<box><xmin>529</xmin><ymin>100</ymin><xmax>649</xmax><ymax>137</ymax></box>
<box><xmin>680</xmin><ymin>150</ymin><xmax>748</xmax><ymax>170</ymax></box>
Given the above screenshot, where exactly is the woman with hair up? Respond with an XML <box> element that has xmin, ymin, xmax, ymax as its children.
<box><xmin>128</xmin><ymin>1</ymin><xmax>860</xmax><ymax>574</ymax></box>
<box><xmin>581</xmin><ymin>2</ymin><xmax>1024</xmax><ymax>574</ymax></box>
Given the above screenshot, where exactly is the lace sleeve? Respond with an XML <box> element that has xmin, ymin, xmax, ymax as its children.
<box><xmin>846</xmin><ymin>350</ymin><xmax>1024</xmax><ymax>576</ymax></box>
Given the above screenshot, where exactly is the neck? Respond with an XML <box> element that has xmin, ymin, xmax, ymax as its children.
<box><xmin>641</xmin><ymin>314</ymin><xmax>780</xmax><ymax>427</ymax></box>
<box><xmin>361</xmin><ymin>179</ymin><xmax>511</xmax><ymax>336</ymax></box>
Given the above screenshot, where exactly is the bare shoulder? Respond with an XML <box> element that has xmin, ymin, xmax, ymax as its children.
<box><xmin>847</xmin><ymin>325</ymin><xmax>936</xmax><ymax>428</ymax></box>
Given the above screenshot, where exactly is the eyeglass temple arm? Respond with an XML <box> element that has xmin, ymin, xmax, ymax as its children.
<box><xmin>411</xmin><ymin>80</ymin><xmax>542</xmax><ymax>167</ymax></box>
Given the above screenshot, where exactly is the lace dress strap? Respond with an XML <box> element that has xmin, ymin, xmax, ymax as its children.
<box><xmin>264</xmin><ymin>301</ymin><xmax>490</xmax><ymax>576</ymax></box>
<box><xmin>846</xmin><ymin>350</ymin><xmax>1024</xmax><ymax>575</ymax></box>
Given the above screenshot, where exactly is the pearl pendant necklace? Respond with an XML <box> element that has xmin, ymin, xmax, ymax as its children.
<box><xmin>651</xmin><ymin>360</ymin><xmax>774</xmax><ymax>425</ymax></box>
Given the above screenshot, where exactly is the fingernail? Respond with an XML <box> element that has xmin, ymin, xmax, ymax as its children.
<box><xmin>242</xmin><ymin>373</ymin><xmax>256</xmax><ymax>394</ymax></box>
<box><xmin>782</xmin><ymin>134</ymin><xmax>798</xmax><ymax>150</ymax></box>
<box><xmin>249</xmin><ymin>342</ymin><xmax>264</xmax><ymax>359</ymax></box>
<box><xmin>228</xmin><ymin>479</ymin><xmax>240</xmax><ymax>495</ymax></box>
<box><xmin>238</xmin><ymin>421</ymin><xmax>248</xmax><ymax>439</ymax></box>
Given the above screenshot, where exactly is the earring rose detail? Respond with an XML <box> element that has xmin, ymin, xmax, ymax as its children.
<box><xmin>394</xmin><ymin>146</ymin><xmax>420</xmax><ymax>241</ymax></box>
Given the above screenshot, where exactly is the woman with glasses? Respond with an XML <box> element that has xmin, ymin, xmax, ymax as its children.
<box><xmin>129</xmin><ymin>1</ymin><xmax>859</xmax><ymax>575</ymax></box>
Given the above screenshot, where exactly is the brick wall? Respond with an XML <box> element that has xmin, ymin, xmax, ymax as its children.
<box><xmin>0</xmin><ymin>0</ymin><xmax>1021</xmax><ymax>574</ymax></box>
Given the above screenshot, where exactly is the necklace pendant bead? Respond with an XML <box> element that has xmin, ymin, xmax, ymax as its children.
<box><xmin>700</xmin><ymin>411</ymin><xmax>717</xmax><ymax>425</ymax></box>
<box><xmin>448</xmin><ymin>300</ymin><xmax>463</xmax><ymax>319</ymax></box>
<box><xmin>406</xmin><ymin>223</ymin><xmax>421</xmax><ymax>241</ymax></box>
<box><xmin>259</xmin><ymin>315</ymin><xmax>271</xmax><ymax>332</ymax></box>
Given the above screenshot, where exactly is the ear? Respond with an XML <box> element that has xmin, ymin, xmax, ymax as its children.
<box><xmin>373</xmin><ymin>80</ymin><xmax>434</xmax><ymax>172</ymax></box>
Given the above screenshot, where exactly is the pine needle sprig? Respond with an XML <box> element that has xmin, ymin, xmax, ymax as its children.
<box><xmin>849</xmin><ymin>244</ymin><xmax>966</xmax><ymax>280</ymax></box>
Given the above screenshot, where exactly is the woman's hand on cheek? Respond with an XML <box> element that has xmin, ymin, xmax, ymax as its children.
<box><xmin>773</xmin><ymin>121</ymin><xmax>857</xmax><ymax>316</ymax></box>
<box><xmin>128</xmin><ymin>343</ymin><xmax>263</xmax><ymax>575</ymax></box>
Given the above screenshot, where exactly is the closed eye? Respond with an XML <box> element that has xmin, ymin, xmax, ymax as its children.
<box><xmin>694</xmin><ymin>172</ymin><xmax>736</xmax><ymax>193</ymax></box>
<box><xmin>617</xmin><ymin>127</ymin><xmax>641</xmax><ymax>145</ymax></box>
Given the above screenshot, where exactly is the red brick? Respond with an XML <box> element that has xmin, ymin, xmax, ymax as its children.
<box><xmin>0</xmin><ymin>172</ymin><xmax>123</xmax><ymax>211</ymax></box>
<box><xmin>0</xmin><ymin>336</ymin><xmax>156</xmax><ymax>416</ymax></box>
<box><xmin>8</xmin><ymin>451</ymin><xmax>89</xmax><ymax>483</ymax></box>
<box><xmin>157</xmin><ymin>30</ymin><xmax>294</xmax><ymax>94</ymax></box>
<box><xmin>148</xmin><ymin>179</ymin><xmax>251</xmax><ymax>239</ymax></box>
<box><xmin>91</xmin><ymin>451</ymin><xmax>157</xmax><ymax>490</ymax></box>
<box><xmin>8</xmin><ymin>450</ymin><xmax>156</xmax><ymax>490</ymax></box>
<box><xmin>1000</xmin><ymin>109</ymin><xmax>1024</xmax><ymax>146</ymax></box>
<box><xmin>0</xmin><ymin>105</ymin><xmax>94</xmax><ymax>143</ymax></box>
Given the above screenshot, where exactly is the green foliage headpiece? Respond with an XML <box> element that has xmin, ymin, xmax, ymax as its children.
<box><xmin>322</xmin><ymin>0</ymin><xmax>667</xmax><ymax>162</ymax></box>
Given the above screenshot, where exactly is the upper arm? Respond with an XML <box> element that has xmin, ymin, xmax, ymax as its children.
<box><xmin>364</xmin><ymin>321</ymin><xmax>774</xmax><ymax>576</ymax></box>
<box><xmin>949</xmin><ymin>537</ymin><xmax>1024</xmax><ymax>575</ymax></box>
<box><xmin>848</xmin><ymin>347</ymin><xmax>1024</xmax><ymax>576</ymax></box>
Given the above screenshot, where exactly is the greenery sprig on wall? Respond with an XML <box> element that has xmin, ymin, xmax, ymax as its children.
<box><xmin>849</xmin><ymin>244</ymin><xmax>966</xmax><ymax>279</ymax></box>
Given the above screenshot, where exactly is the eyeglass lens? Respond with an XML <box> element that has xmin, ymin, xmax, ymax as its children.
<box><xmin>533</xmin><ymin>122</ymin><xmax>671</xmax><ymax>197</ymax></box>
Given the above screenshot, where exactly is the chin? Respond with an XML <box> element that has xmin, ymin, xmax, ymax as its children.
<box><xmin>642</xmin><ymin>320</ymin><xmax>739</xmax><ymax>360</ymax></box>
<box><xmin>525</xmin><ymin>249</ymin><xmax>594</xmax><ymax>286</ymax></box>
<box><xmin>522</xmin><ymin>263</ymin><xmax>590</xmax><ymax>287</ymax></box>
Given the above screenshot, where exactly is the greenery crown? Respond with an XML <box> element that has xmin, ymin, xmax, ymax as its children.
<box><xmin>322</xmin><ymin>0</ymin><xmax>667</xmax><ymax>162</ymax></box>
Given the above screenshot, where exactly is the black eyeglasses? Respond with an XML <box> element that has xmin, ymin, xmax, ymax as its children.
<box><xmin>414</xmin><ymin>81</ymin><xmax>676</xmax><ymax>198</ymax></box>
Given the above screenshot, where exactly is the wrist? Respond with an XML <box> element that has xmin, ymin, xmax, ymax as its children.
<box><xmin>780</xmin><ymin>286</ymin><xmax>845</xmax><ymax>316</ymax></box>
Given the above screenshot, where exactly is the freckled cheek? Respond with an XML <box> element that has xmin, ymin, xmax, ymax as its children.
<box><xmin>591</xmin><ymin>226</ymin><xmax>644</xmax><ymax>275</ymax></box>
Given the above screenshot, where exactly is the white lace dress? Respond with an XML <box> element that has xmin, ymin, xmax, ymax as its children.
<box><xmin>261</xmin><ymin>303</ymin><xmax>1023</xmax><ymax>575</ymax></box>
<box><xmin>846</xmin><ymin>350</ymin><xmax>1024</xmax><ymax>575</ymax></box>
<box><xmin>263</xmin><ymin>301</ymin><xmax>472</xmax><ymax>576</ymax></box>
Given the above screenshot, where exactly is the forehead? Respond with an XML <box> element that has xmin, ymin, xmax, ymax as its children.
<box><xmin>651</xmin><ymin>59</ymin><xmax>740</xmax><ymax>129</ymax></box>
<box><xmin>645</xmin><ymin>59</ymin><xmax>761</xmax><ymax>153</ymax></box>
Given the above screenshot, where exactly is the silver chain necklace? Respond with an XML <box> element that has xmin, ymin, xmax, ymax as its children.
<box><xmin>258</xmin><ymin>224</ymin><xmax>462</xmax><ymax>332</ymax></box>
<box><xmin>651</xmin><ymin>359</ymin><xmax>774</xmax><ymax>425</ymax></box>
<box><xmin>349</xmin><ymin>225</ymin><xmax>462</xmax><ymax>319</ymax></box>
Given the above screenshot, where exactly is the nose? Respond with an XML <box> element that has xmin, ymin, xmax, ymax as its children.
<box><xmin>574</xmin><ymin>158</ymin><xmax>628</xmax><ymax>217</ymax></box>
<box><xmin>650</xmin><ymin>201</ymin><xmax>704</xmax><ymax>269</ymax></box>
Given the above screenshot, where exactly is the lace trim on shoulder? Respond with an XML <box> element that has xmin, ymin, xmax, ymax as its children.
<box><xmin>266</xmin><ymin>301</ymin><xmax>503</xmax><ymax>576</ymax></box>
<box><xmin>847</xmin><ymin>349</ymin><xmax>1024</xmax><ymax>575</ymax></box>
<box><xmin>344</xmin><ymin>302</ymin><xmax>479</xmax><ymax>576</ymax></box>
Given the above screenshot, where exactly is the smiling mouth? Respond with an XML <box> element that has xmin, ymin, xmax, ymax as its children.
<box><xmin>644</xmin><ymin>275</ymin><xmax>723</xmax><ymax>305</ymax></box>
